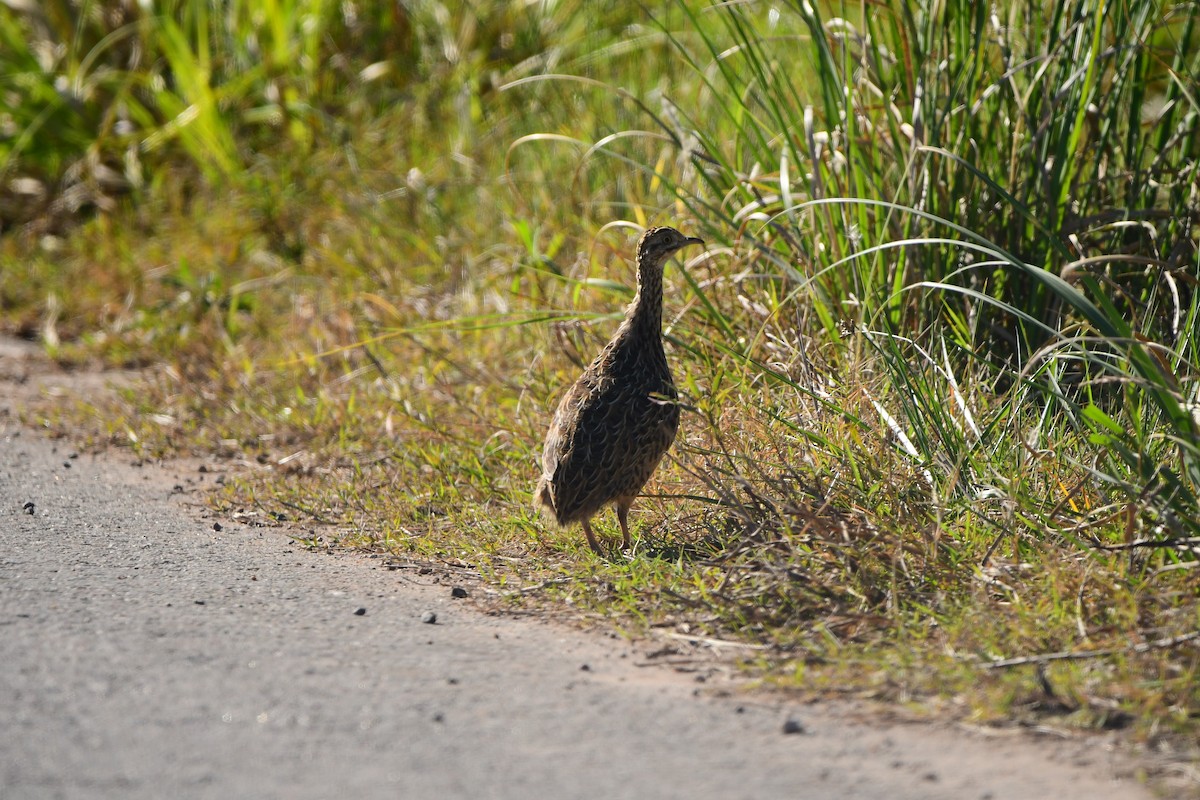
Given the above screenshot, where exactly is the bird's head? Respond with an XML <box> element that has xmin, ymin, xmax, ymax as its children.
<box><xmin>636</xmin><ymin>226</ymin><xmax>704</xmax><ymax>266</ymax></box>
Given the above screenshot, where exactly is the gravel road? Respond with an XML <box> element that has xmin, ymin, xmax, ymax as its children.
<box><xmin>0</xmin><ymin>358</ymin><xmax>1150</xmax><ymax>799</ymax></box>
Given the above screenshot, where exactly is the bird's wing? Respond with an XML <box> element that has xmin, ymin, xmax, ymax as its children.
<box><xmin>542</xmin><ymin>376</ymin><xmax>618</xmax><ymax>511</ymax></box>
<box><xmin>543</xmin><ymin>375</ymin><xmax>608</xmax><ymax>473</ymax></box>
<box><xmin>543</xmin><ymin>371</ymin><xmax>677</xmax><ymax>519</ymax></box>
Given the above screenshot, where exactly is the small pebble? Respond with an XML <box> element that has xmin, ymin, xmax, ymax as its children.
<box><xmin>432</xmin><ymin>712</ymin><xmax>444</xmax><ymax>723</ymax></box>
<box><xmin>194</xmin><ymin>600</ymin><xmax>206</xmax><ymax>606</ymax></box>
<box><xmin>22</xmin><ymin>501</ymin><xmax>35</xmax><ymax>515</ymax></box>
<box><xmin>62</xmin><ymin>461</ymin><xmax>71</xmax><ymax>469</ymax></box>
<box><xmin>580</xmin><ymin>663</ymin><xmax>591</xmax><ymax>672</ymax></box>
<box><xmin>782</xmin><ymin>717</ymin><xmax>805</xmax><ymax>735</ymax></box>
<box><xmin>213</xmin><ymin>522</ymin><xmax>223</xmax><ymax>532</ymax></box>
<box><xmin>354</xmin><ymin>607</ymin><xmax>367</xmax><ymax>616</ymax></box>
<box><xmin>451</xmin><ymin>586</ymin><xmax>468</xmax><ymax>598</ymax></box>
<box><xmin>421</xmin><ymin>611</ymin><xmax>437</xmax><ymax>624</ymax></box>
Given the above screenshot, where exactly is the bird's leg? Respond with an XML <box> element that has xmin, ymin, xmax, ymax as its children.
<box><xmin>616</xmin><ymin>503</ymin><xmax>631</xmax><ymax>551</ymax></box>
<box><xmin>581</xmin><ymin>520</ymin><xmax>604</xmax><ymax>555</ymax></box>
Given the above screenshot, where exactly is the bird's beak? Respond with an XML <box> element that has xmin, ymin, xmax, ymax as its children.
<box><xmin>685</xmin><ymin>236</ymin><xmax>704</xmax><ymax>247</ymax></box>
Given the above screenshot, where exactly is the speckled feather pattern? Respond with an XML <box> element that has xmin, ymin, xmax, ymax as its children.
<box><xmin>539</xmin><ymin>320</ymin><xmax>680</xmax><ymax>524</ymax></box>
<box><xmin>536</xmin><ymin>226</ymin><xmax>703</xmax><ymax>552</ymax></box>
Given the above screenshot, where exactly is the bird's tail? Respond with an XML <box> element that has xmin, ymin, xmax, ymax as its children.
<box><xmin>534</xmin><ymin>477</ymin><xmax>556</xmax><ymax>515</ymax></box>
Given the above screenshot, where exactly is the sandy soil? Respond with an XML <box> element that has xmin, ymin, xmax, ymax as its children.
<box><xmin>0</xmin><ymin>338</ymin><xmax>1157</xmax><ymax>799</ymax></box>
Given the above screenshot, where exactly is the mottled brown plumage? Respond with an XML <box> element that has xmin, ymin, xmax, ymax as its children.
<box><xmin>536</xmin><ymin>226</ymin><xmax>704</xmax><ymax>554</ymax></box>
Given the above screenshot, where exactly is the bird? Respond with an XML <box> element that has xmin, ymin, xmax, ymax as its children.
<box><xmin>536</xmin><ymin>225</ymin><xmax>704</xmax><ymax>555</ymax></box>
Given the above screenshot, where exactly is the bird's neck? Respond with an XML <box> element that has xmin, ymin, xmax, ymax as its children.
<box><xmin>627</xmin><ymin>257</ymin><xmax>664</xmax><ymax>336</ymax></box>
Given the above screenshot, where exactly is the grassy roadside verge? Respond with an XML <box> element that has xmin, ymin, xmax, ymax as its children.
<box><xmin>3</xmin><ymin>0</ymin><xmax>1200</xmax><ymax>782</ymax></box>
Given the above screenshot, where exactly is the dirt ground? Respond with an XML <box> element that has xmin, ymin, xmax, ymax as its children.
<box><xmin>0</xmin><ymin>337</ymin><xmax>1162</xmax><ymax>799</ymax></box>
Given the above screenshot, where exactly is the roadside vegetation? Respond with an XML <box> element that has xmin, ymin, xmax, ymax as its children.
<box><xmin>3</xmin><ymin>0</ymin><xmax>1199</xmax><ymax>770</ymax></box>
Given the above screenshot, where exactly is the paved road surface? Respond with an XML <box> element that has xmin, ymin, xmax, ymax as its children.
<box><xmin>1</xmin><ymin>400</ymin><xmax>1148</xmax><ymax>798</ymax></box>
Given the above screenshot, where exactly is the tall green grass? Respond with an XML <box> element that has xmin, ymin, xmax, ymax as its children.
<box><xmin>0</xmin><ymin>1</ymin><xmax>596</xmax><ymax>229</ymax></box>
<box><xmin>515</xmin><ymin>0</ymin><xmax>1200</xmax><ymax>553</ymax></box>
